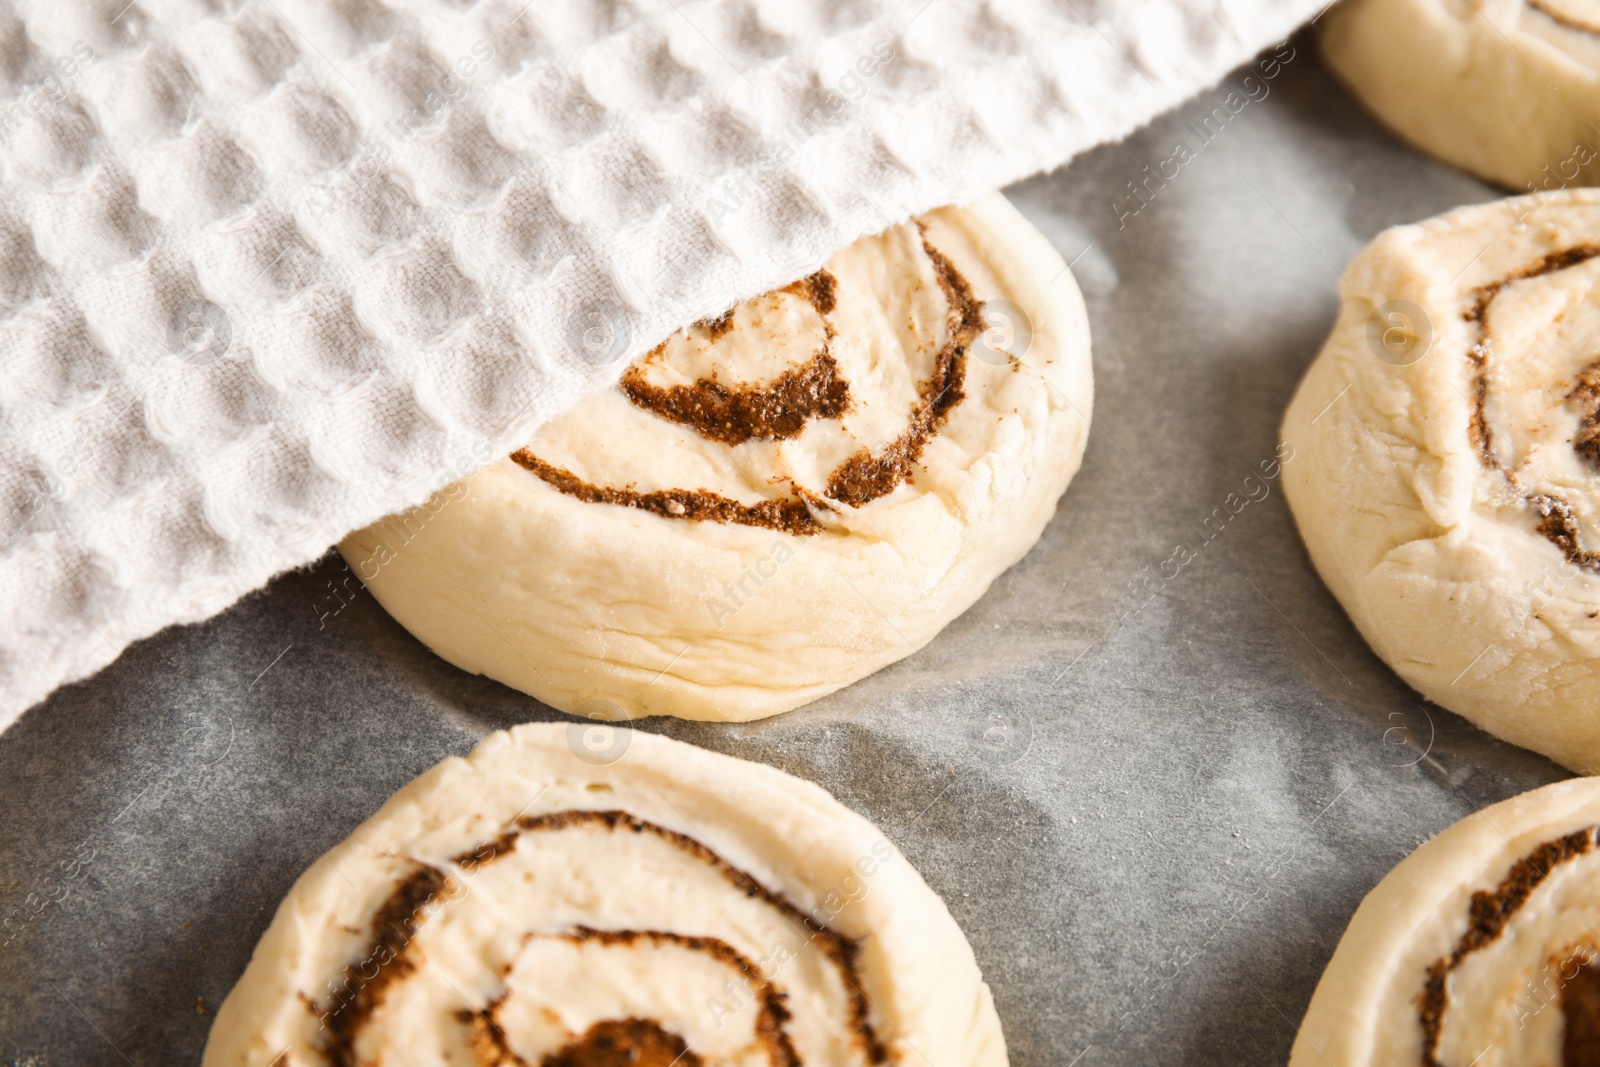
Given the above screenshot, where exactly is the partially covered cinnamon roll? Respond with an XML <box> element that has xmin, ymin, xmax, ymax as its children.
<box><xmin>340</xmin><ymin>191</ymin><xmax>1092</xmax><ymax>721</ymax></box>
<box><xmin>202</xmin><ymin>723</ymin><xmax>1006</xmax><ymax>1066</ymax></box>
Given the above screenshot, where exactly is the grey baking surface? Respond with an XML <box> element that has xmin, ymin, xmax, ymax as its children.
<box><xmin>0</xmin><ymin>37</ymin><xmax>1572</xmax><ymax>1066</ymax></box>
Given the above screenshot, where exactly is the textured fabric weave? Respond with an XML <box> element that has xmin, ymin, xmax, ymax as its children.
<box><xmin>0</xmin><ymin>0</ymin><xmax>1321</xmax><ymax>726</ymax></box>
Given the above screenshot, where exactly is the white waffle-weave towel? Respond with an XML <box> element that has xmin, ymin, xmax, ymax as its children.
<box><xmin>0</xmin><ymin>0</ymin><xmax>1323</xmax><ymax>727</ymax></box>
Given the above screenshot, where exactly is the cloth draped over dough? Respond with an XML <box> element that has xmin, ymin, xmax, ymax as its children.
<box><xmin>0</xmin><ymin>0</ymin><xmax>1324</xmax><ymax>726</ymax></box>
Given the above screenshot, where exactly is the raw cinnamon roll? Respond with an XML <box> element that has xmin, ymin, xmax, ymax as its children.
<box><xmin>1282</xmin><ymin>189</ymin><xmax>1600</xmax><ymax>771</ymax></box>
<box><xmin>201</xmin><ymin>723</ymin><xmax>1007</xmax><ymax>1066</ymax></box>
<box><xmin>1293</xmin><ymin>777</ymin><xmax>1600</xmax><ymax>1066</ymax></box>
<box><xmin>1322</xmin><ymin>0</ymin><xmax>1600</xmax><ymax>189</ymax></box>
<box><xmin>339</xmin><ymin>191</ymin><xmax>1092</xmax><ymax>721</ymax></box>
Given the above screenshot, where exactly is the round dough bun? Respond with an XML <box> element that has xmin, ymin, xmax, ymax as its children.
<box><xmin>1321</xmin><ymin>0</ymin><xmax>1600</xmax><ymax>190</ymax></box>
<box><xmin>201</xmin><ymin>722</ymin><xmax>1007</xmax><ymax>1067</ymax></box>
<box><xmin>1292</xmin><ymin>777</ymin><xmax>1600</xmax><ymax>1066</ymax></box>
<box><xmin>1281</xmin><ymin>189</ymin><xmax>1600</xmax><ymax>772</ymax></box>
<box><xmin>339</xmin><ymin>191</ymin><xmax>1092</xmax><ymax>722</ymax></box>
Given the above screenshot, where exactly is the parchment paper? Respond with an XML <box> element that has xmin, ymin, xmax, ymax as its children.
<box><xmin>0</xmin><ymin>37</ymin><xmax>1569</xmax><ymax>1066</ymax></box>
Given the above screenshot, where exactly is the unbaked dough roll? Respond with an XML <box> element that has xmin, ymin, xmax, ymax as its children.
<box><xmin>201</xmin><ymin>722</ymin><xmax>1007</xmax><ymax>1067</ymax></box>
<box><xmin>1281</xmin><ymin>189</ymin><xmax>1600</xmax><ymax>772</ymax></box>
<box><xmin>339</xmin><ymin>191</ymin><xmax>1092</xmax><ymax>722</ymax></box>
<box><xmin>1321</xmin><ymin>0</ymin><xmax>1600</xmax><ymax>190</ymax></box>
<box><xmin>1292</xmin><ymin>777</ymin><xmax>1600</xmax><ymax>1066</ymax></box>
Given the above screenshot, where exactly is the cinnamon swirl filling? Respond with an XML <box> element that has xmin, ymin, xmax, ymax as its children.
<box><xmin>511</xmin><ymin>225</ymin><xmax>986</xmax><ymax>535</ymax></box>
<box><xmin>317</xmin><ymin>809</ymin><xmax>888</xmax><ymax>1066</ymax></box>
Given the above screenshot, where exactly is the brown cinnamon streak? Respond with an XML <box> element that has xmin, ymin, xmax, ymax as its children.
<box><xmin>510</xmin><ymin>451</ymin><xmax>822</xmax><ymax>536</ymax></box>
<box><xmin>1416</xmin><ymin>827</ymin><xmax>1597</xmax><ymax>1066</ymax></box>
<box><xmin>509</xmin><ymin>810</ymin><xmax>886</xmax><ymax>1065</ymax></box>
<box><xmin>621</xmin><ymin>269</ymin><xmax>849</xmax><ymax>447</ymax></box>
<box><xmin>1564</xmin><ymin>952</ymin><xmax>1600</xmax><ymax>1067</ymax></box>
<box><xmin>1570</xmin><ymin>362</ymin><xmax>1600</xmax><ymax>469</ymax></box>
<box><xmin>322</xmin><ymin>808</ymin><xmax>888</xmax><ymax>1066</ymax></box>
<box><xmin>825</xmin><ymin>228</ymin><xmax>985</xmax><ymax>508</ymax></box>
<box><xmin>785</xmin><ymin>268</ymin><xmax>838</xmax><ymax>316</ymax></box>
<box><xmin>533</xmin><ymin>929</ymin><xmax>797</xmax><ymax>1067</ymax></box>
<box><xmin>516</xmin><ymin>230</ymin><xmax>984</xmax><ymax>531</ymax></box>
<box><xmin>1463</xmin><ymin>244</ymin><xmax>1600</xmax><ymax>568</ymax></box>
<box><xmin>541</xmin><ymin>1018</ymin><xmax>703</xmax><ymax>1067</ymax></box>
<box><xmin>321</xmin><ymin>864</ymin><xmax>452</xmax><ymax>1063</ymax></box>
<box><xmin>621</xmin><ymin>352</ymin><xmax>851</xmax><ymax>446</ymax></box>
